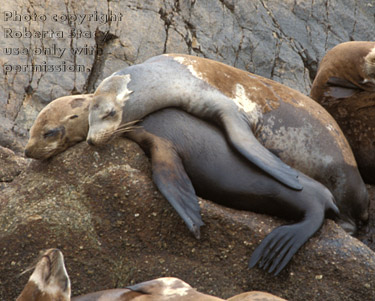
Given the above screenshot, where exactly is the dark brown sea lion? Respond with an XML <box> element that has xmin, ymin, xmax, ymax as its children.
<box><xmin>128</xmin><ymin>108</ymin><xmax>338</xmax><ymax>274</ymax></box>
<box><xmin>85</xmin><ymin>54</ymin><xmax>368</xmax><ymax>233</ymax></box>
<box><xmin>310</xmin><ymin>41</ymin><xmax>375</xmax><ymax>183</ymax></box>
<box><xmin>17</xmin><ymin>249</ymin><xmax>286</xmax><ymax>300</ymax></box>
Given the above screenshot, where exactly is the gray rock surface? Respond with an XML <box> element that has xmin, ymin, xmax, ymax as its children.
<box><xmin>0</xmin><ymin>146</ymin><xmax>28</xmax><ymax>189</ymax></box>
<box><xmin>1</xmin><ymin>139</ymin><xmax>375</xmax><ymax>301</ymax></box>
<box><xmin>1</xmin><ymin>0</ymin><xmax>374</xmax><ymax>152</ymax></box>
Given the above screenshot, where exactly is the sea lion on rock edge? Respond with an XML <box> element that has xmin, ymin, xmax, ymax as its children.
<box><xmin>25</xmin><ymin>94</ymin><xmax>340</xmax><ymax>274</ymax></box>
<box><xmin>310</xmin><ymin>41</ymin><xmax>375</xmax><ymax>184</ymax></box>
<box><xmin>127</xmin><ymin>108</ymin><xmax>339</xmax><ymax>274</ymax></box>
<box><xmin>86</xmin><ymin>54</ymin><xmax>368</xmax><ymax>233</ymax></box>
<box><xmin>17</xmin><ymin>249</ymin><xmax>287</xmax><ymax>300</ymax></box>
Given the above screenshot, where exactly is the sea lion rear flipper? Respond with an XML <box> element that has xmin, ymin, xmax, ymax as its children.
<box><xmin>248</xmin><ymin>210</ymin><xmax>325</xmax><ymax>275</ymax></box>
<box><xmin>223</xmin><ymin>113</ymin><xmax>302</xmax><ymax>190</ymax></box>
<box><xmin>150</xmin><ymin>138</ymin><xmax>204</xmax><ymax>239</ymax></box>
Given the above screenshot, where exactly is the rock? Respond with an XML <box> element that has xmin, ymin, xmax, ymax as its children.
<box><xmin>1</xmin><ymin>138</ymin><xmax>374</xmax><ymax>301</ymax></box>
<box><xmin>0</xmin><ymin>146</ymin><xmax>28</xmax><ymax>190</ymax></box>
<box><xmin>0</xmin><ymin>0</ymin><xmax>373</xmax><ymax>152</ymax></box>
<box><xmin>357</xmin><ymin>185</ymin><xmax>375</xmax><ymax>250</ymax></box>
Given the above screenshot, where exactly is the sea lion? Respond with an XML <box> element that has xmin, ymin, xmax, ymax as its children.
<box><xmin>310</xmin><ymin>41</ymin><xmax>375</xmax><ymax>184</ymax></box>
<box><xmin>25</xmin><ymin>95</ymin><xmax>340</xmax><ymax>274</ymax></box>
<box><xmin>18</xmin><ymin>249</ymin><xmax>286</xmax><ymax>300</ymax></box>
<box><xmin>127</xmin><ymin>108</ymin><xmax>339</xmax><ymax>274</ymax></box>
<box><xmin>87</xmin><ymin>55</ymin><xmax>302</xmax><ymax>191</ymax></box>
<box><xmin>17</xmin><ymin>249</ymin><xmax>71</xmax><ymax>301</ymax></box>
<box><xmin>24</xmin><ymin>94</ymin><xmax>93</xmax><ymax>160</ymax></box>
<box><xmin>85</xmin><ymin>54</ymin><xmax>368</xmax><ymax>233</ymax></box>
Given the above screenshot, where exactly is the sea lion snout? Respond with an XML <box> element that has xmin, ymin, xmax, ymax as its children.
<box><xmin>86</xmin><ymin>138</ymin><xmax>95</xmax><ymax>146</ymax></box>
<box><xmin>24</xmin><ymin>145</ymin><xmax>33</xmax><ymax>158</ymax></box>
<box><xmin>24</xmin><ymin>142</ymin><xmax>47</xmax><ymax>160</ymax></box>
<box><xmin>17</xmin><ymin>248</ymin><xmax>71</xmax><ymax>301</ymax></box>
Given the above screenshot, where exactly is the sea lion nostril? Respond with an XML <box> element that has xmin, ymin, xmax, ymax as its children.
<box><xmin>87</xmin><ymin>138</ymin><xmax>95</xmax><ymax>146</ymax></box>
<box><xmin>24</xmin><ymin>148</ymin><xmax>32</xmax><ymax>158</ymax></box>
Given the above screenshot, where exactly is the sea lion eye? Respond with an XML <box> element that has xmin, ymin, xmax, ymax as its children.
<box><xmin>102</xmin><ymin>109</ymin><xmax>116</xmax><ymax>120</ymax></box>
<box><xmin>43</xmin><ymin>129</ymin><xmax>60</xmax><ymax>139</ymax></box>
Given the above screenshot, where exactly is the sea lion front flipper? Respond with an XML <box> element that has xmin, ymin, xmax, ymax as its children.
<box><xmin>127</xmin><ymin>129</ymin><xmax>204</xmax><ymax>239</ymax></box>
<box><xmin>222</xmin><ymin>112</ymin><xmax>302</xmax><ymax>190</ymax></box>
<box><xmin>150</xmin><ymin>138</ymin><xmax>204</xmax><ymax>239</ymax></box>
<box><xmin>248</xmin><ymin>210</ymin><xmax>325</xmax><ymax>275</ymax></box>
<box><xmin>326</xmin><ymin>77</ymin><xmax>359</xmax><ymax>99</ymax></box>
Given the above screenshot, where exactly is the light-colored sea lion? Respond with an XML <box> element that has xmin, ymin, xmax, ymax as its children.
<box><xmin>87</xmin><ymin>55</ymin><xmax>302</xmax><ymax>191</ymax></box>
<box><xmin>17</xmin><ymin>248</ymin><xmax>71</xmax><ymax>301</ymax></box>
<box><xmin>85</xmin><ymin>54</ymin><xmax>368</xmax><ymax>233</ymax></box>
<box><xmin>310</xmin><ymin>41</ymin><xmax>375</xmax><ymax>183</ymax></box>
<box><xmin>24</xmin><ymin>94</ymin><xmax>93</xmax><ymax>160</ymax></box>
<box><xmin>17</xmin><ymin>249</ymin><xmax>286</xmax><ymax>300</ymax></box>
<box><xmin>25</xmin><ymin>95</ymin><xmax>341</xmax><ymax>274</ymax></box>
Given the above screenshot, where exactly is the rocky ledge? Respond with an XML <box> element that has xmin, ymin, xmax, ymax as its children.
<box><xmin>1</xmin><ymin>138</ymin><xmax>374</xmax><ymax>301</ymax></box>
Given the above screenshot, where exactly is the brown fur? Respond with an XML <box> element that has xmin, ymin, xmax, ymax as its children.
<box><xmin>17</xmin><ymin>249</ymin><xmax>71</xmax><ymax>301</ymax></box>
<box><xmin>227</xmin><ymin>291</ymin><xmax>286</xmax><ymax>301</ymax></box>
<box><xmin>171</xmin><ymin>54</ymin><xmax>355</xmax><ymax>166</ymax></box>
<box><xmin>311</xmin><ymin>41</ymin><xmax>375</xmax><ymax>183</ymax></box>
<box><xmin>25</xmin><ymin>95</ymin><xmax>92</xmax><ymax>160</ymax></box>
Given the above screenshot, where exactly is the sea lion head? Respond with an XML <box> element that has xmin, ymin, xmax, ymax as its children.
<box><xmin>17</xmin><ymin>249</ymin><xmax>71</xmax><ymax>301</ymax></box>
<box><xmin>25</xmin><ymin>95</ymin><xmax>92</xmax><ymax>160</ymax></box>
<box><xmin>87</xmin><ymin>74</ymin><xmax>135</xmax><ymax>146</ymax></box>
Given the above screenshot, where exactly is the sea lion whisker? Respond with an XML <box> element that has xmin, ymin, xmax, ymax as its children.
<box><xmin>98</xmin><ymin>126</ymin><xmax>140</xmax><ymax>142</ymax></box>
<box><xmin>19</xmin><ymin>249</ymin><xmax>50</xmax><ymax>276</ymax></box>
<box><xmin>113</xmin><ymin>125</ymin><xmax>142</xmax><ymax>135</ymax></box>
<box><xmin>117</xmin><ymin>120</ymin><xmax>141</xmax><ymax>129</ymax></box>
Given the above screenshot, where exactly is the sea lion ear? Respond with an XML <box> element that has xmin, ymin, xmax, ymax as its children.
<box><xmin>114</xmin><ymin>74</ymin><xmax>133</xmax><ymax>105</ymax></box>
